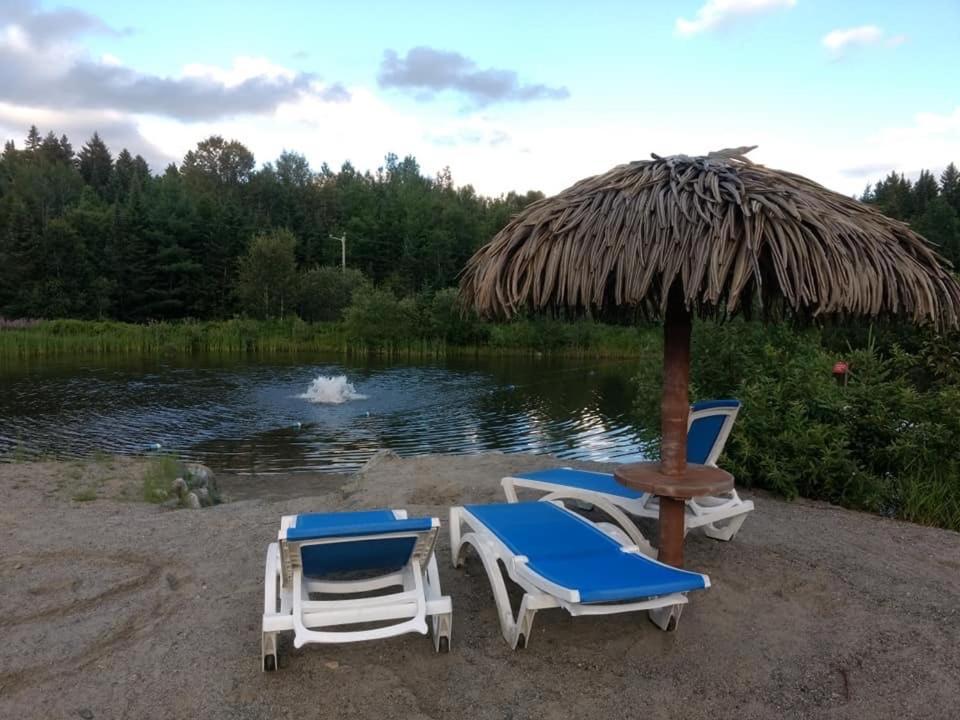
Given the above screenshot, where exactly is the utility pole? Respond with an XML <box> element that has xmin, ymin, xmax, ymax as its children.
<box><xmin>329</xmin><ymin>233</ymin><xmax>346</xmax><ymax>271</ymax></box>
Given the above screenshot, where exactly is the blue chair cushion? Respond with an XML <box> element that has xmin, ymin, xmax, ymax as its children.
<box><xmin>513</xmin><ymin>468</ymin><xmax>644</xmax><ymax>499</ymax></box>
<box><xmin>285</xmin><ymin>510</ymin><xmax>433</xmax><ymax>578</ymax></box>
<box><xmin>465</xmin><ymin>502</ymin><xmax>708</xmax><ymax>603</ymax></box>
<box><xmin>687</xmin><ymin>399</ymin><xmax>740</xmax><ymax>464</ymax></box>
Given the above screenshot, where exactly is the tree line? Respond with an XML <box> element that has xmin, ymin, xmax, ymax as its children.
<box><xmin>0</xmin><ymin>126</ymin><xmax>542</xmax><ymax>321</ymax></box>
<box><xmin>1</xmin><ymin>123</ymin><xmax>958</xmax><ymax>323</ymax></box>
<box><xmin>861</xmin><ymin>165</ymin><xmax>960</xmax><ymax>264</ymax></box>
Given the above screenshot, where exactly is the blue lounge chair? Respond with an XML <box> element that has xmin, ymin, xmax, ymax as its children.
<box><xmin>262</xmin><ymin>509</ymin><xmax>452</xmax><ymax>670</ymax></box>
<box><xmin>502</xmin><ymin>400</ymin><xmax>754</xmax><ymax>542</ymax></box>
<box><xmin>450</xmin><ymin>501</ymin><xmax>710</xmax><ymax>649</ymax></box>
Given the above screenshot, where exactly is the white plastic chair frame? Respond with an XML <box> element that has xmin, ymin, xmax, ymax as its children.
<box><xmin>262</xmin><ymin>513</ymin><xmax>452</xmax><ymax>671</ymax></box>
<box><xmin>502</xmin><ymin>404</ymin><xmax>753</xmax><ymax>542</ymax></box>
<box><xmin>449</xmin><ymin>503</ymin><xmax>702</xmax><ymax>650</ymax></box>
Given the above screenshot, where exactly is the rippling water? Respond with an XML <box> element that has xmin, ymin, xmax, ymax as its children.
<box><xmin>0</xmin><ymin>354</ymin><xmax>653</xmax><ymax>474</ymax></box>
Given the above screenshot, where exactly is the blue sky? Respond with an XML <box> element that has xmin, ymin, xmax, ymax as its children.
<box><xmin>1</xmin><ymin>0</ymin><xmax>958</xmax><ymax>195</ymax></box>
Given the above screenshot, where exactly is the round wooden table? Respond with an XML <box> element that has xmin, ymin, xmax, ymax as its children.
<box><xmin>614</xmin><ymin>462</ymin><xmax>734</xmax><ymax>567</ymax></box>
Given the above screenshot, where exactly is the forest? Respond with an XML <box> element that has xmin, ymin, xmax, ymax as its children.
<box><xmin>0</xmin><ymin>126</ymin><xmax>542</xmax><ymax>321</ymax></box>
<box><xmin>2</xmin><ymin>124</ymin><xmax>959</xmax><ymax>324</ymax></box>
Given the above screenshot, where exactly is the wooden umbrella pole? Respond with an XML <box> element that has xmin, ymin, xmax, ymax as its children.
<box><xmin>658</xmin><ymin>286</ymin><xmax>691</xmax><ymax>567</ymax></box>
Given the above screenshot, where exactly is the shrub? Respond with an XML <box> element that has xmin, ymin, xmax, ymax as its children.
<box><xmin>297</xmin><ymin>266</ymin><xmax>368</xmax><ymax>322</ymax></box>
<box><xmin>635</xmin><ymin>320</ymin><xmax>960</xmax><ymax>530</ymax></box>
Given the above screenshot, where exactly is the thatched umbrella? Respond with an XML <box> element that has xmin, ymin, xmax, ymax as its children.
<box><xmin>460</xmin><ymin>147</ymin><xmax>960</xmax><ymax>567</ymax></box>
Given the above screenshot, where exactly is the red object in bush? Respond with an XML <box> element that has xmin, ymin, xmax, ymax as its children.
<box><xmin>832</xmin><ymin>361</ymin><xmax>849</xmax><ymax>376</ymax></box>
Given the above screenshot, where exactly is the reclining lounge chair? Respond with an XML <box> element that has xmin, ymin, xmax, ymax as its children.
<box><xmin>262</xmin><ymin>509</ymin><xmax>452</xmax><ymax>670</ymax></box>
<box><xmin>502</xmin><ymin>399</ymin><xmax>754</xmax><ymax>542</ymax></box>
<box><xmin>450</xmin><ymin>501</ymin><xmax>710</xmax><ymax>649</ymax></box>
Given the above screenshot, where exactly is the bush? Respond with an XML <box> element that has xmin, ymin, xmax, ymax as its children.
<box><xmin>429</xmin><ymin>288</ymin><xmax>489</xmax><ymax>345</ymax></box>
<box><xmin>635</xmin><ymin>320</ymin><xmax>960</xmax><ymax>530</ymax></box>
<box><xmin>297</xmin><ymin>266</ymin><xmax>368</xmax><ymax>322</ymax></box>
<box><xmin>343</xmin><ymin>286</ymin><xmax>406</xmax><ymax>350</ymax></box>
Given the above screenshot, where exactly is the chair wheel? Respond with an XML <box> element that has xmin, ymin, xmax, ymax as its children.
<box><xmin>263</xmin><ymin>655</ymin><xmax>277</xmax><ymax>672</ymax></box>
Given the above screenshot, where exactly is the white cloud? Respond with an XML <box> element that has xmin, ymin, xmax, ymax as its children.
<box><xmin>675</xmin><ymin>0</ymin><xmax>796</xmax><ymax>37</ymax></box>
<box><xmin>822</xmin><ymin>25</ymin><xmax>906</xmax><ymax>56</ymax></box>
<box><xmin>181</xmin><ymin>56</ymin><xmax>296</xmax><ymax>87</ymax></box>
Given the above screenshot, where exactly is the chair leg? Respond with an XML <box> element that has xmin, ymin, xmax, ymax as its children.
<box><xmin>512</xmin><ymin>595</ymin><xmax>538</xmax><ymax>650</ymax></box>
<box><xmin>648</xmin><ymin>603</ymin><xmax>684</xmax><ymax>632</ymax></box>
<box><xmin>453</xmin><ymin>531</ymin><xmax>540</xmax><ymax>651</ymax></box>
<box><xmin>262</xmin><ymin>631</ymin><xmax>278</xmax><ymax>672</ymax></box>
<box><xmin>431</xmin><ymin>612</ymin><xmax>452</xmax><ymax>652</ymax></box>
<box><xmin>701</xmin><ymin>512</ymin><xmax>748</xmax><ymax>542</ymax></box>
<box><xmin>425</xmin><ymin>554</ymin><xmax>452</xmax><ymax>652</ymax></box>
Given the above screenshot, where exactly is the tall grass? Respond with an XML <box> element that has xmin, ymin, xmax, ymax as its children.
<box><xmin>0</xmin><ymin>317</ymin><xmax>657</xmax><ymax>359</ymax></box>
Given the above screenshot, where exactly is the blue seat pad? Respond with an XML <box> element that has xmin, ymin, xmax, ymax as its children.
<box><xmin>286</xmin><ymin>509</ymin><xmax>433</xmax><ymax>542</ymax></box>
<box><xmin>465</xmin><ymin>502</ymin><xmax>708</xmax><ymax>603</ymax></box>
<box><xmin>513</xmin><ymin>468</ymin><xmax>644</xmax><ymax>499</ymax></box>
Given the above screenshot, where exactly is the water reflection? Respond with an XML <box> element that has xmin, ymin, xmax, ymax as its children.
<box><xmin>0</xmin><ymin>354</ymin><xmax>653</xmax><ymax>474</ymax></box>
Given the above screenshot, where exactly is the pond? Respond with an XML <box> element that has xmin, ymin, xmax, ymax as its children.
<box><xmin>0</xmin><ymin>354</ymin><xmax>653</xmax><ymax>474</ymax></box>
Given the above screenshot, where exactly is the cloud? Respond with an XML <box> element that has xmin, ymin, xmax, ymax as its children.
<box><xmin>840</xmin><ymin>162</ymin><xmax>895</xmax><ymax>179</ymax></box>
<box><xmin>0</xmin><ymin>101</ymin><xmax>175</xmax><ymax>169</ymax></box>
<box><xmin>426</xmin><ymin>127</ymin><xmax>511</xmax><ymax>148</ymax></box>
<box><xmin>0</xmin><ymin>4</ymin><xmax>347</xmax><ymax>122</ymax></box>
<box><xmin>377</xmin><ymin>47</ymin><xmax>569</xmax><ymax>107</ymax></box>
<box><xmin>822</xmin><ymin>26</ymin><xmax>906</xmax><ymax>56</ymax></box>
<box><xmin>4</xmin><ymin>0</ymin><xmax>131</xmax><ymax>47</ymax></box>
<box><xmin>675</xmin><ymin>0</ymin><xmax>796</xmax><ymax>36</ymax></box>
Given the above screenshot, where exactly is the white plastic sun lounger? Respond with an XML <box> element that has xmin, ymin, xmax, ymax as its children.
<box><xmin>262</xmin><ymin>509</ymin><xmax>452</xmax><ymax>670</ymax></box>
<box><xmin>502</xmin><ymin>400</ymin><xmax>754</xmax><ymax>542</ymax></box>
<box><xmin>450</xmin><ymin>501</ymin><xmax>710</xmax><ymax>649</ymax></box>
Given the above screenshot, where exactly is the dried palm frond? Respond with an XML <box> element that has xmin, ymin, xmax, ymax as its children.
<box><xmin>460</xmin><ymin>148</ymin><xmax>960</xmax><ymax>329</ymax></box>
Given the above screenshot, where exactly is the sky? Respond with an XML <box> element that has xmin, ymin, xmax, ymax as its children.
<box><xmin>1</xmin><ymin>0</ymin><xmax>958</xmax><ymax>197</ymax></box>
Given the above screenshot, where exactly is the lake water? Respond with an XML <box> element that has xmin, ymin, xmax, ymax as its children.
<box><xmin>0</xmin><ymin>354</ymin><xmax>653</xmax><ymax>474</ymax></box>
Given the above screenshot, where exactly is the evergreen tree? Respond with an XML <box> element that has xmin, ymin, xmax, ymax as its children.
<box><xmin>941</xmin><ymin>163</ymin><xmax>960</xmax><ymax>214</ymax></box>
<box><xmin>25</xmin><ymin>125</ymin><xmax>42</xmax><ymax>154</ymax></box>
<box><xmin>913</xmin><ymin>170</ymin><xmax>939</xmax><ymax>216</ymax></box>
<box><xmin>78</xmin><ymin>132</ymin><xmax>113</xmax><ymax>199</ymax></box>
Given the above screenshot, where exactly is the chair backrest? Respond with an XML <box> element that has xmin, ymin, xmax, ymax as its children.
<box><xmin>686</xmin><ymin>399</ymin><xmax>741</xmax><ymax>466</ymax></box>
<box><xmin>280</xmin><ymin>510</ymin><xmax>437</xmax><ymax>579</ymax></box>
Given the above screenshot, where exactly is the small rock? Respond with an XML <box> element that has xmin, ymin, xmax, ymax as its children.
<box><xmin>184</xmin><ymin>462</ymin><xmax>213</xmax><ymax>485</ymax></box>
<box><xmin>14</xmin><ymin>562</ymin><xmax>23</xmax><ymax>570</ymax></box>
<box><xmin>184</xmin><ymin>492</ymin><xmax>201</xmax><ymax>510</ymax></box>
<box><xmin>171</xmin><ymin>477</ymin><xmax>188</xmax><ymax>498</ymax></box>
<box><xmin>324</xmin><ymin>661</ymin><xmax>339</xmax><ymax>670</ymax></box>
<box><xmin>78</xmin><ymin>709</ymin><xmax>94</xmax><ymax>720</ymax></box>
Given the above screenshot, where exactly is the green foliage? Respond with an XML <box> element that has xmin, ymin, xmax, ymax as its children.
<box><xmin>0</xmin><ymin>128</ymin><xmax>547</xmax><ymax>322</ymax></box>
<box><xmin>298</xmin><ymin>266</ymin><xmax>368</xmax><ymax>321</ymax></box>
<box><xmin>634</xmin><ymin>321</ymin><xmax>960</xmax><ymax>531</ymax></box>
<box><xmin>235</xmin><ymin>229</ymin><xmax>299</xmax><ymax>319</ymax></box>
<box><xmin>429</xmin><ymin>288</ymin><xmax>489</xmax><ymax>345</ymax></box>
<box><xmin>72</xmin><ymin>487</ymin><xmax>98</xmax><ymax>502</ymax></box>
<box><xmin>142</xmin><ymin>455</ymin><xmax>181</xmax><ymax>503</ymax></box>
<box><xmin>342</xmin><ymin>286</ymin><xmax>409</xmax><ymax>350</ymax></box>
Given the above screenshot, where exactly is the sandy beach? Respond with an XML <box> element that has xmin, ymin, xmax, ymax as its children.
<box><xmin>1</xmin><ymin>453</ymin><xmax>959</xmax><ymax>720</ymax></box>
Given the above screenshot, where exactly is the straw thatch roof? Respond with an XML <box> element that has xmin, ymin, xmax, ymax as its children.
<box><xmin>460</xmin><ymin>147</ymin><xmax>960</xmax><ymax>329</ymax></box>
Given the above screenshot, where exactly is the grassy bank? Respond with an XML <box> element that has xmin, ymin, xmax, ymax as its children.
<box><xmin>0</xmin><ymin>317</ymin><xmax>657</xmax><ymax>359</ymax></box>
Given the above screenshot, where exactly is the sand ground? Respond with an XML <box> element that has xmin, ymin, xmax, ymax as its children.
<box><xmin>1</xmin><ymin>453</ymin><xmax>959</xmax><ymax>720</ymax></box>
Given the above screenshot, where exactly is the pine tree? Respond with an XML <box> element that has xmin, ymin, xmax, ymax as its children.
<box><xmin>25</xmin><ymin>125</ymin><xmax>42</xmax><ymax>154</ymax></box>
<box><xmin>941</xmin><ymin>163</ymin><xmax>960</xmax><ymax>214</ymax></box>
<box><xmin>59</xmin><ymin>134</ymin><xmax>75</xmax><ymax>165</ymax></box>
<box><xmin>79</xmin><ymin>132</ymin><xmax>113</xmax><ymax>199</ymax></box>
<box><xmin>912</xmin><ymin>170</ymin><xmax>939</xmax><ymax>216</ymax></box>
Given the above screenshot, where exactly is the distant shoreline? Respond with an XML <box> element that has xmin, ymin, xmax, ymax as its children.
<box><xmin>0</xmin><ymin>317</ymin><xmax>655</xmax><ymax>360</ymax></box>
